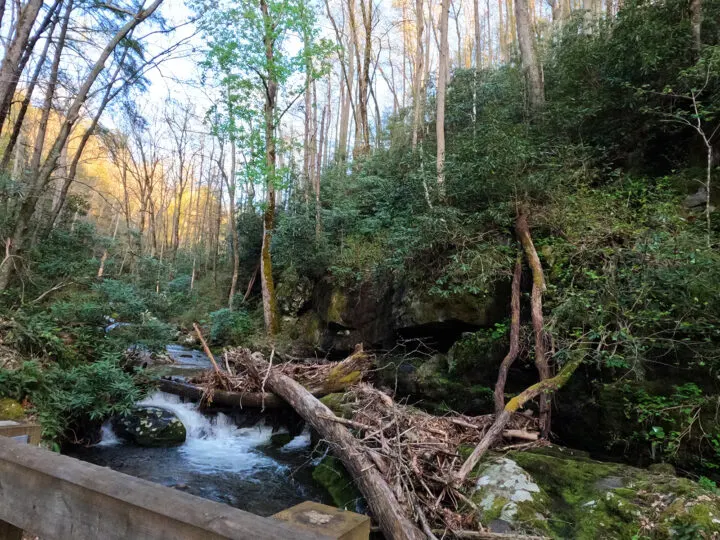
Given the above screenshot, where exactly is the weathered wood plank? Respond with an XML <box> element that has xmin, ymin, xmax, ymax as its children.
<box><xmin>0</xmin><ymin>519</ymin><xmax>23</xmax><ymax>540</ymax></box>
<box><xmin>0</xmin><ymin>436</ymin><xmax>328</xmax><ymax>540</ymax></box>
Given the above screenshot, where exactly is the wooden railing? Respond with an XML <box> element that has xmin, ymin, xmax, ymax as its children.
<box><xmin>0</xmin><ymin>435</ymin><xmax>331</xmax><ymax>540</ymax></box>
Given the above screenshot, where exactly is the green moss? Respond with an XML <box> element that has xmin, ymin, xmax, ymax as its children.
<box><xmin>320</xmin><ymin>393</ymin><xmax>355</xmax><ymax>418</ymax></box>
<box><xmin>0</xmin><ymin>398</ymin><xmax>24</xmax><ymax>420</ymax></box>
<box><xmin>270</xmin><ymin>433</ymin><xmax>294</xmax><ymax>447</ymax></box>
<box><xmin>312</xmin><ymin>456</ymin><xmax>363</xmax><ymax>511</ymax></box>
<box><xmin>326</xmin><ymin>290</ymin><xmax>347</xmax><ymax>324</ymax></box>
<box><xmin>509</xmin><ymin>447</ymin><xmax>720</xmax><ymax>539</ymax></box>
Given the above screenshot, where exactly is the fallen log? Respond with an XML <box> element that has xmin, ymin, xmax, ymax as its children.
<box><xmin>158</xmin><ymin>379</ymin><xmax>286</xmax><ymax>409</ymax></box>
<box><xmin>236</xmin><ymin>348</ymin><xmax>426</xmax><ymax>540</ymax></box>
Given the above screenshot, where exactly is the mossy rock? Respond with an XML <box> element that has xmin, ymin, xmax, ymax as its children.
<box><xmin>379</xmin><ymin>354</ymin><xmax>493</xmax><ymax>414</ymax></box>
<box><xmin>471</xmin><ymin>457</ymin><xmax>552</xmax><ymax>535</ymax></box>
<box><xmin>312</xmin><ymin>456</ymin><xmax>364</xmax><ymax>512</ymax></box>
<box><xmin>508</xmin><ymin>446</ymin><xmax>720</xmax><ymax>539</ymax></box>
<box><xmin>270</xmin><ymin>433</ymin><xmax>294</xmax><ymax>447</ymax></box>
<box><xmin>113</xmin><ymin>406</ymin><xmax>187</xmax><ymax>447</ymax></box>
<box><xmin>0</xmin><ymin>398</ymin><xmax>24</xmax><ymax>420</ymax></box>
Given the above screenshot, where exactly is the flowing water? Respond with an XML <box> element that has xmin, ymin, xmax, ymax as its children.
<box><xmin>69</xmin><ymin>346</ymin><xmax>333</xmax><ymax>516</ymax></box>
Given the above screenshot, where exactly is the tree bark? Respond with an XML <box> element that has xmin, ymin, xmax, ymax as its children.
<box><xmin>260</xmin><ymin>0</ymin><xmax>280</xmax><ymax>336</ymax></box>
<box><xmin>494</xmin><ymin>254</ymin><xmax>522</xmax><ymax>413</ymax></box>
<box><xmin>516</xmin><ymin>213</ymin><xmax>550</xmax><ymax>436</ymax></box>
<box><xmin>690</xmin><ymin>0</ymin><xmax>702</xmax><ymax>53</ymax></box>
<box><xmin>437</xmin><ymin>0</ymin><xmax>451</xmax><ymax>196</ymax></box>
<box><xmin>0</xmin><ymin>0</ymin><xmax>44</xmax><ymax>134</ymax></box>
<box><xmin>515</xmin><ymin>0</ymin><xmax>544</xmax><ymax>111</ymax></box>
<box><xmin>237</xmin><ymin>348</ymin><xmax>426</xmax><ymax>540</ymax></box>
<box><xmin>412</xmin><ymin>0</ymin><xmax>424</xmax><ymax>149</ymax></box>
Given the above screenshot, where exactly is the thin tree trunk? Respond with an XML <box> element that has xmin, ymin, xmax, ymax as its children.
<box><xmin>474</xmin><ymin>0</ymin><xmax>482</xmax><ymax>69</ymax></box>
<box><xmin>455</xmin><ymin>354</ymin><xmax>583</xmax><ymax>485</ymax></box>
<box><xmin>516</xmin><ymin>213</ymin><xmax>550</xmax><ymax>436</ymax></box>
<box><xmin>0</xmin><ymin>0</ymin><xmax>43</xmax><ymax>134</ymax></box>
<box><xmin>412</xmin><ymin>0</ymin><xmax>424</xmax><ymax>149</ymax></box>
<box><xmin>690</xmin><ymin>0</ymin><xmax>702</xmax><ymax>53</ymax></box>
<box><xmin>494</xmin><ymin>254</ymin><xmax>522</xmax><ymax>413</ymax></box>
<box><xmin>436</xmin><ymin>0</ymin><xmax>451</xmax><ymax>196</ymax></box>
<box><xmin>260</xmin><ymin>0</ymin><xmax>279</xmax><ymax>336</ymax></box>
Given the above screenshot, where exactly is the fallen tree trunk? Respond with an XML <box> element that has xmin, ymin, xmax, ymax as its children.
<box><xmin>236</xmin><ymin>348</ymin><xmax>425</xmax><ymax>540</ymax></box>
<box><xmin>454</xmin><ymin>353</ymin><xmax>583</xmax><ymax>485</ymax></box>
<box><xmin>158</xmin><ymin>379</ymin><xmax>286</xmax><ymax>409</ymax></box>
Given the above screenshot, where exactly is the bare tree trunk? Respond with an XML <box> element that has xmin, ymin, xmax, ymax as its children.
<box><xmin>516</xmin><ymin>213</ymin><xmax>550</xmax><ymax>436</ymax></box>
<box><xmin>515</xmin><ymin>0</ymin><xmax>544</xmax><ymax>111</ymax></box>
<box><xmin>412</xmin><ymin>0</ymin><xmax>425</xmax><ymax>149</ymax></box>
<box><xmin>0</xmin><ymin>0</ymin><xmax>43</xmax><ymax>134</ymax></box>
<box><xmin>494</xmin><ymin>254</ymin><xmax>522</xmax><ymax>413</ymax></box>
<box><xmin>474</xmin><ymin>0</ymin><xmax>482</xmax><ymax>69</ymax></box>
<box><xmin>690</xmin><ymin>0</ymin><xmax>702</xmax><ymax>52</ymax></box>
<box><xmin>228</xmin><ymin>144</ymin><xmax>239</xmax><ymax>309</ymax></box>
<box><xmin>436</xmin><ymin>0</ymin><xmax>451</xmax><ymax>196</ymax></box>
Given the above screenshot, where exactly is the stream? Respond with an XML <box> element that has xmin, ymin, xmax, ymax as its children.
<box><xmin>68</xmin><ymin>345</ymin><xmax>333</xmax><ymax>516</ymax></box>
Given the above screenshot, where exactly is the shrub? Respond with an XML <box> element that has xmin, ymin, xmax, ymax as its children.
<box><xmin>209</xmin><ymin>308</ymin><xmax>254</xmax><ymax>345</ymax></box>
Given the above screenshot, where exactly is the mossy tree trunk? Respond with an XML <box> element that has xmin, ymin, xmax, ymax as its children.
<box><xmin>516</xmin><ymin>213</ymin><xmax>551</xmax><ymax>437</ymax></box>
<box><xmin>260</xmin><ymin>0</ymin><xmax>280</xmax><ymax>336</ymax></box>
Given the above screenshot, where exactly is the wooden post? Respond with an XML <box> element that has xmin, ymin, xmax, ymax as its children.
<box><xmin>0</xmin><ymin>520</ymin><xmax>23</xmax><ymax>540</ymax></box>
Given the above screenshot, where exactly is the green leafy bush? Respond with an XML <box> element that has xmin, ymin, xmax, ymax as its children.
<box><xmin>209</xmin><ymin>308</ymin><xmax>254</xmax><ymax>345</ymax></box>
<box><xmin>0</xmin><ymin>355</ymin><xmax>148</xmax><ymax>443</ymax></box>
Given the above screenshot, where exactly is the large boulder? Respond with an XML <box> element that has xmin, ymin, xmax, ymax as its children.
<box><xmin>471</xmin><ymin>446</ymin><xmax>720</xmax><ymax>539</ymax></box>
<box><xmin>472</xmin><ymin>457</ymin><xmax>551</xmax><ymax>535</ymax></box>
<box><xmin>113</xmin><ymin>406</ymin><xmax>186</xmax><ymax>447</ymax></box>
<box><xmin>302</xmin><ymin>278</ymin><xmax>505</xmax><ymax>354</ymax></box>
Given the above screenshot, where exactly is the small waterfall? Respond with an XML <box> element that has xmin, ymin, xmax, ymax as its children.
<box><xmin>97</xmin><ymin>421</ymin><xmax>121</xmax><ymax>446</ymax></box>
<box><xmin>81</xmin><ymin>391</ymin><xmax>332</xmax><ymax>515</ymax></box>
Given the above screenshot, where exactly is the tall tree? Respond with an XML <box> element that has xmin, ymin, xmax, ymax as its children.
<box><xmin>411</xmin><ymin>0</ymin><xmax>424</xmax><ymax>149</ymax></box>
<box><xmin>436</xmin><ymin>0</ymin><xmax>450</xmax><ymax>195</ymax></box>
<box><xmin>198</xmin><ymin>0</ymin><xmax>329</xmax><ymax>335</ymax></box>
<box><xmin>0</xmin><ymin>0</ymin><xmax>165</xmax><ymax>291</ymax></box>
<box><xmin>0</xmin><ymin>0</ymin><xmax>44</xmax><ymax>134</ymax></box>
<box><xmin>515</xmin><ymin>0</ymin><xmax>544</xmax><ymax>110</ymax></box>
